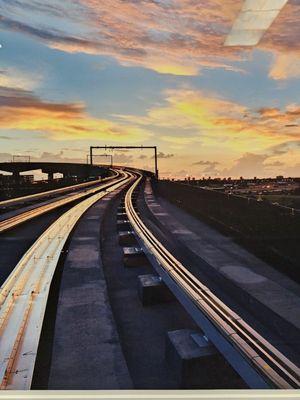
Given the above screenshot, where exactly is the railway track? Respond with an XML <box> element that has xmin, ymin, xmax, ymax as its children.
<box><xmin>0</xmin><ymin>171</ymin><xmax>120</xmax><ymax>234</ymax></box>
<box><xmin>0</xmin><ymin>170</ymin><xmax>118</xmax><ymax>208</ymax></box>
<box><xmin>0</xmin><ymin>170</ymin><xmax>133</xmax><ymax>389</ymax></box>
<box><xmin>125</xmin><ymin>172</ymin><xmax>300</xmax><ymax>389</ymax></box>
<box><xmin>1</xmin><ymin>168</ymin><xmax>299</xmax><ymax>390</ymax></box>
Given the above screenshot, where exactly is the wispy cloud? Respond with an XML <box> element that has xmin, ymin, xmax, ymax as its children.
<box><xmin>192</xmin><ymin>160</ymin><xmax>220</xmax><ymax>175</ymax></box>
<box><xmin>0</xmin><ymin>67</ymin><xmax>42</xmax><ymax>90</ymax></box>
<box><xmin>115</xmin><ymin>88</ymin><xmax>299</xmax><ymax>153</ymax></box>
<box><xmin>261</xmin><ymin>1</ymin><xmax>300</xmax><ymax>80</ymax></box>
<box><xmin>1</xmin><ymin>1</ymin><xmax>299</xmax><ymax>78</ymax></box>
<box><xmin>222</xmin><ymin>152</ymin><xmax>269</xmax><ymax>177</ymax></box>
<box><xmin>0</xmin><ymin>1</ymin><xmax>245</xmax><ymax>76</ymax></box>
<box><xmin>154</xmin><ymin>152</ymin><xmax>174</xmax><ymax>159</ymax></box>
<box><xmin>221</xmin><ymin>149</ymin><xmax>300</xmax><ymax>178</ymax></box>
<box><xmin>193</xmin><ymin>160</ymin><xmax>219</xmax><ymax>166</ymax></box>
<box><xmin>0</xmin><ymin>85</ymin><xmax>151</xmax><ymax>142</ymax></box>
<box><xmin>269</xmin><ymin>53</ymin><xmax>300</xmax><ymax>80</ymax></box>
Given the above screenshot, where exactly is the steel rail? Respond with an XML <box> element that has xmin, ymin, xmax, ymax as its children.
<box><xmin>0</xmin><ymin>170</ymin><xmax>118</xmax><ymax>208</ymax></box>
<box><xmin>0</xmin><ymin>171</ymin><xmax>121</xmax><ymax>234</ymax></box>
<box><xmin>0</xmin><ymin>170</ymin><xmax>133</xmax><ymax>389</ymax></box>
<box><xmin>125</xmin><ymin>173</ymin><xmax>300</xmax><ymax>389</ymax></box>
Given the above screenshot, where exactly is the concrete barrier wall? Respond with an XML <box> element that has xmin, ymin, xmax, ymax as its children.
<box><xmin>154</xmin><ymin>180</ymin><xmax>300</xmax><ymax>283</ymax></box>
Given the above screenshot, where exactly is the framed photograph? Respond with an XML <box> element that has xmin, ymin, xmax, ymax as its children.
<box><xmin>0</xmin><ymin>1</ymin><xmax>299</xmax><ymax>399</ymax></box>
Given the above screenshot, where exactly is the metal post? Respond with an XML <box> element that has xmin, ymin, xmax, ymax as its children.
<box><xmin>88</xmin><ymin>145</ymin><xmax>158</xmax><ymax>177</ymax></box>
<box><xmin>90</xmin><ymin>147</ymin><xmax>93</xmax><ymax>165</ymax></box>
<box><xmin>154</xmin><ymin>146</ymin><xmax>158</xmax><ymax>179</ymax></box>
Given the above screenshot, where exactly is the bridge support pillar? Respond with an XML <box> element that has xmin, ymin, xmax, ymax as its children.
<box><xmin>48</xmin><ymin>172</ymin><xmax>54</xmax><ymax>181</ymax></box>
<box><xmin>63</xmin><ymin>172</ymin><xmax>71</xmax><ymax>179</ymax></box>
<box><xmin>13</xmin><ymin>171</ymin><xmax>20</xmax><ymax>184</ymax></box>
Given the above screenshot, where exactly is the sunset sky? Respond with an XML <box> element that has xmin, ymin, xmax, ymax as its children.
<box><xmin>0</xmin><ymin>0</ymin><xmax>300</xmax><ymax>178</ymax></box>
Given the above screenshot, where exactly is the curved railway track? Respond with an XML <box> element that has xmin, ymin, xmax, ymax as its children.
<box><xmin>0</xmin><ymin>171</ymin><xmax>120</xmax><ymax>234</ymax></box>
<box><xmin>125</xmin><ymin>172</ymin><xmax>300</xmax><ymax>389</ymax></box>
<box><xmin>0</xmin><ymin>169</ymin><xmax>299</xmax><ymax>390</ymax></box>
<box><xmin>0</xmin><ymin>170</ymin><xmax>133</xmax><ymax>389</ymax></box>
<box><xmin>0</xmin><ymin>170</ymin><xmax>117</xmax><ymax>208</ymax></box>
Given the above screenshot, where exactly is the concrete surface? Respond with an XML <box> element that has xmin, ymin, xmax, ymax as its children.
<box><xmin>165</xmin><ymin>329</ymin><xmax>245</xmax><ymax>389</ymax></box>
<box><xmin>100</xmin><ymin>195</ymin><xmax>202</xmax><ymax>389</ymax></box>
<box><xmin>47</xmin><ymin>187</ymin><xmax>132</xmax><ymax>389</ymax></box>
<box><xmin>143</xmin><ymin>180</ymin><xmax>300</xmax><ymax>361</ymax></box>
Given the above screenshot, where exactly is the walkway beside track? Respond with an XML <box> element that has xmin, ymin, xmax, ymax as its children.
<box><xmin>144</xmin><ymin>180</ymin><xmax>300</xmax><ymax>359</ymax></box>
<box><xmin>47</xmin><ymin>187</ymin><xmax>132</xmax><ymax>389</ymax></box>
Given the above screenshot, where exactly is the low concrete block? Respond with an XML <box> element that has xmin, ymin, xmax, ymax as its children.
<box><xmin>165</xmin><ymin>329</ymin><xmax>245</xmax><ymax>389</ymax></box>
<box><xmin>138</xmin><ymin>274</ymin><xmax>174</xmax><ymax>306</ymax></box>
<box><xmin>117</xmin><ymin>212</ymin><xmax>139</xmax><ymax>221</ymax></box>
<box><xmin>117</xmin><ymin>219</ymin><xmax>131</xmax><ymax>231</ymax></box>
<box><xmin>123</xmin><ymin>247</ymin><xmax>148</xmax><ymax>267</ymax></box>
<box><xmin>117</xmin><ymin>212</ymin><xmax>127</xmax><ymax>220</ymax></box>
<box><xmin>119</xmin><ymin>231</ymin><xmax>137</xmax><ymax>246</ymax></box>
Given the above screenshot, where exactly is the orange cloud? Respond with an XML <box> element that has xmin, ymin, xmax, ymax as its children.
<box><xmin>257</xmin><ymin>107</ymin><xmax>281</xmax><ymax>118</ymax></box>
<box><xmin>0</xmin><ymin>1</ymin><xmax>245</xmax><ymax>76</ymax></box>
<box><xmin>2</xmin><ymin>1</ymin><xmax>300</xmax><ymax>78</ymax></box>
<box><xmin>0</xmin><ymin>86</ymin><xmax>151</xmax><ymax>142</ymax></box>
<box><xmin>259</xmin><ymin>1</ymin><xmax>300</xmax><ymax>80</ymax></box>
<box><xmin>268</xmin><ymin>53</ymin><xmax>300</xmax><ymax>80</ymax></box>
<box><xmin>114</xmin><ymin>88</ymin><xmax>299</xmax><ymax>152</ymax></box>
<box><xmin>262</xmin><ymin>1</ymin><xmax>300</xmax><ymax>54</ymax></box>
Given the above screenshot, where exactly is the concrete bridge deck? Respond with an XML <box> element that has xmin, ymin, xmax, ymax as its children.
<box><xmin>0</xmin><ymin>162</ymin><xmax>106</xmax><ymax>179</ymax></box>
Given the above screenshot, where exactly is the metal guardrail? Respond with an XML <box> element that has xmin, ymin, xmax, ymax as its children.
<box><xmin>178</xmin><ymin>181</ymin><xmax>300</xmax><ymax>216</ymax></box>
<box><xmin>125</xmin><ymin>173</ymin><xmax>300</xmax><ymax>389</ymax></box>
<box><xmin>0</xmin><ymin>170</ymin><xmax>133</xmax><ymax>389</ymax></box>
<box><xmin>0</xmin><ymin>171</ymin><xmax>120</xmax><ymax>234</ymax></box>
